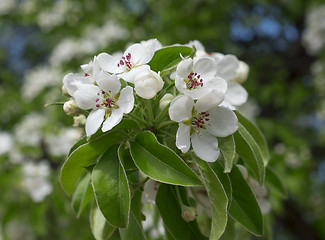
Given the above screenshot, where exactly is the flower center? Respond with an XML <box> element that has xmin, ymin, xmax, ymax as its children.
<box><xmin>192</xmin><ymin>111</ymin><xmax>210</xmax><ymax>129</ymax></box>
<box><xmin>185</xmin><ymin>72</ymin><xmax>203</xmax><ymax>90</ymax></box>
<box><xmin>95</xmin><ymin>90</ymin><xmax>116</xmax><ymax>109</ymax></box>
<box><xmin>117</xmin><ymin>53</ymin><xmax>133</xmax><ymax>72</ymax></box>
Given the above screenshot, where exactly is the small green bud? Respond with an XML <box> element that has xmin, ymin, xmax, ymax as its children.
<box><xmin>182</xmin><ymin>206</ymin><xmax>197</xmax><ymax>222</ymax></box>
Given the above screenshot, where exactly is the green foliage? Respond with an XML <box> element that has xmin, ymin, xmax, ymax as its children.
<box><xmin>92</xmin><ymin>145</ymin><xmax>130</xmax><ymax>228</ymax></box>
<box><xmin>129</xmin><ymin>131</ymin><xmax>202</xmax><ymax>186</ymax></box>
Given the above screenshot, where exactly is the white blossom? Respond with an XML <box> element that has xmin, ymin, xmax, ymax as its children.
<box><xmin>175</xmin><ymin>57</ymin><xmax>227</xmax><ymax>99</ymax></box>
<box><xmin>169</xmin><ymin>93</ymin><xmax>238</xmax><ymax>162</ymax></box>
<box><xmin>97</xmin><ymin>41</ymin><xmax>157</xmax><ymax>83</ymax></box>
<box><xmin>21</xmin><ymin>161</ymin><xmax>53</xmax><ymax>202</ymax></box>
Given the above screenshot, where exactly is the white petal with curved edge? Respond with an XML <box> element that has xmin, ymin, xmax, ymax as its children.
<box><xmin>176</xmin><ymin>58</ymin><xmax>193</xmax><ymax>78</ymax></box>
<box><xmin>224</xmin><ymin>81</ymin><xmax>248</xmax><ymax>106</ymax></box>
<box><xmin>191</xmin><ymin>131</ymin><xmax>220</xmax><ymax>162</ymax></box>
<box><xmin>116</xmin><ymin>86</ymin><xmax>134</xmax><ymax>113</ymax></box>
<box><xmin>169</xmin><ymin>95</ymin><xmax>193</xmax><ymax>122</ymax></box>
<box><xmin>206</xmin><ymin>106</ymin><xmax>238</xmax><ymax>137</ymax></box>
<box><xmin>102</xmin><ymin>108</ymin><xmax>124</xmax><ymax>132</ymax></box>
<box><xmin>63</xmin><ymin>73</ymin><xmax>93</xmax><ymax>96</ymax></box>
<box><xmin>118</xmin><ymin>65</ymin><xmax>150</xmax><ymax>83</ymax></box>
<box><xmin>85</xmin><ymin>109</ymin><xmax>105</xmax><ymax>137</ymax></box>
<box><xmin>194</xmin><ymin>57</ymin><xmax>218</xmax><ymax>78</ymax></box>
<box><xmin>175</xmin><ymin>75</ymin><xmax>187</xmax><ymax>94</ymax></box>
<box><xmin>216</xmin><ymin>54</ymin><xmax>239</xmax><ymax>80</ymax></box>
<box><xmin>176</xmin><ymin>123</ymin><xmax>191</xmax><ymax>153</ymax></box>
<box><xmin>204</xmin><ymin>76</ymin><xmax>228</xmax><ymax>95</ymax></box>
<box><xmin>96</xmin><ymin>71</ymin><xmax>121</xmax><ymax>95</ymax></box>
<box><xmin>74</xmin><ymin>84</ymin><xmax>100</xmax><ymax>110</ymax></box>
<box><xmin>126</xmin><ymin>43</ymin><xmax>154</xmax><ymax>65</ymax></box>
<box><xmin>195</xmin><ymin>89</ymin><xmax>225</xmax><ymax>112</ymax></box>
<box><xmin>97</xmin><ymin>53</ymin><xmax>121</xmax><ymax>73</ymax></box>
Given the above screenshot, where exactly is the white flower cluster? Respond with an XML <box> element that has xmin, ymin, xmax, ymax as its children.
<box><xmin>21</xmin><ymin>161</ymin><xmax>53</xmax><ymax>202</ymax></box>
<box><xmin>63</xmin><ymin>39</ymin><xmax>249</xmax><ymax>162</ymax></box>
<box><xmin>302</xmin><ymin>4</ymin><xmax>325</xmax><ymax>55</ymax></box>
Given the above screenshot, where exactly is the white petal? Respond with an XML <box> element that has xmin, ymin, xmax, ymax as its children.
<box><xmin>97</xmin><ymin>53</ymin><xmax>121</xmax><ymax>73</ymax></box>
<box><xmin>216</xmin><ymin>55</ymin><xmax>239</xmax><ymax>80</ymax></box>
<box><xmin>85</xmin><ymin>109</ymin><xmax>105</xmax><ymax>137</ymax></box>
<box><xmin>176</xmin><ymin>58</ymin><xmax>193</xmax><ymax>78</ymax></box>
<box><xmin>102</xmin><ymin>108</ymin><xmax>124</xmax><ymax>132</ymax></box>
<box><xmin>116</xmin><ymin>86</ymin><xmax>134</xmax><ymax>113</ymax></box>
<box><xmin>74</xmin><ymin>85</ymin><xmax>100</xmax><ymax>110</ymax></box>
<box><xmin>204</xmin><ymin>76</ymin><xmax>228</xmax><ymax>95</ymax></box>
<box><xmin>191</xmin><ymin>131</ymin><xmax>220</xmax><ymax>162</ymax></box>
<box><xmin>205</xmin><ymin>106</ymin><xmax>238</xmax><ymax>137</ymax></box>
<box><xmin>224</xmin><ymin>81</ymin><xmax>248</xmax><ymax>106</ymax></box>
<box><xmin>134</xmin><ymin>69</ymin><xmax>164</xmax><ymax>99</ymax></box>
<box><xmin>175</xmin><ymin>75</ymin><xmax>188</xmax><ymax>94</ymax></box>
<box><xmin>194</xmin><ymin>57</ymin><xmax>218</xmax><ymax>78</ymax></box>
<box><xmin>126</xmin><ymin>43</ymin><xmax>154</xmax><ymax>65</ymax></box>
<box><xmin>96</xmin><ymin>71</ymin><xmax>121</xmax><ymax>95</ymax></box>
<box><xmin>195</xmin><ymin>89</ymin><xmax>225</xmax><ymax>112</ymax></box>
<box><xmin>63</xmin><ymin>73</ymin><xmax>93</xmax><ymax>96</ymax></box>
<box><xmin>176</xmin><ymin>123</ymin><xmax>191</xmax><ymax>153</ymax></box>
<box><xmin>169</xmin><ymin>95</ymin><xmax>193</xmax><ymax>122</ymax></box>
<box><xmin>118</xmin><ymin>65</ymin><xmax>150</xmax><ymax>83</ymax></box>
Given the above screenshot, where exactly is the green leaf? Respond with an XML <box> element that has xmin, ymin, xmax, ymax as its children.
<box><xmin>218</xmin><ymin>135</ymin><xmax>236</xmax><ymax>173</ymax></box>
<box><xmin>90</xmin><ymin>205</ymin><xmax>115</xmax><ymax>240</ymax></box>
<box><xmin>228</xmin><ymin>165</ymin><xmax>263</xmax><ymax>236</ymax></box>
<box><xmin>209</xmin><ymin>161</ymin><xmax>232</xmax><ymax>205</ymax></box>
<box><xmin>148</xmin><ymin>46</ymin><xmax>194</xmax><ymax>76</ymax></box>
<box><xmin>234</xmin><ymin>123</ymin><xmax>265</xmax><ymax>184</ymax></box>
<box><xmin>60</xmin><ymin>130</ymin><xmax>128</xmax><ymax>196</ymax></box>
<box><xmin>265</xmin><ymin>167</ymin><xmax>287</xmax><ymax>198</ymax></box>
<box><xmin>92</xmin><ymin>145</ymin><xmax>130</xmax><ymax>228</ymax></box>
<box><xmin>129</xmin><ymin>131</ymin><xmax>201</xmax><ymax>186</ymax></box>
<box><xmin>71</xmin><ymin>173</ymin><xmax>93</xmax><ymax>217</ymax></box>
<box><xmin>119</xmin><ymin>211</ymin><xmax>146</xmax><ymax>240</ymax></box>
<box><xmin>69</xmin><ymin>136</ymin><xmax>87</xmax><ymax>155</ymax></box>
<box><xmin>195</xmin><ymin>158</ymin><xmax>228</xmax><ymax>240</ymax></box>
<box><xmin>235</xmin><ymin>111</ymin><xmax>269</xmax><ymax>166</ymax></box>
<box><xmin>156</xmin><ymin>184</ymin><xmax>208</xmax><ymax>240</ymax></box>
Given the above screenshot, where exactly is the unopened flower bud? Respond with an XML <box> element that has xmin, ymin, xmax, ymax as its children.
<box><xmin>73</xmin><ymin>114</ymin><xmax>86</xmax><ymax>127</ymax></box>
<box><xmin>182</xmin><ymin>206</ymin><xmax>197</xmax><ymax>222</ymax></box>
<box><xmin>62</xmin><ymin>85</ymin><xmax>71</xmax><ymax>97</ymax></box>
<box><xmin>233</xmin><ymin>61</ymin><xmax>249</xmax><ymax>84</ymax></box>
<box><xmin>63</xmin><ymin>100</ymin><xmax>79</xmax><ymax>116</ymax></box>
<box><xmin>134</xmin><ymin>68</ymin><xmax>164</xmax><ymax>99</ymax></box>
<box><xmin>159</xmin><ymin>93</ymin><xmax>174</xmax><ymax>110</ymax></box>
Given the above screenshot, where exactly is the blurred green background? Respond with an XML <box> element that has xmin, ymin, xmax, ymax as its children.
<box><xmin>1</xmin><ymin>0</ymin><xmax>325</xmax><ymax>239</ymax></box>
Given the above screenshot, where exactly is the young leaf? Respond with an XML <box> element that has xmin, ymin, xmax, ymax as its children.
<box><xmin>60</xmin><ymin>130</ymin><xmax>128</xmax><ymax>196</ymax></box>
<box><xmin>235</xmin><ymin>111</ymin><xmax>269</xmax><ymax>166</ymax></box>
<box><xmin>148</xmin><ymin>46</ymin><xmax>194</xmax><ymax>75</ymax></box>
<box><xmin>71</xmin><ymin>173</ymin><xmax>93</xmax><ymax>217</ymax></box>
<box><xmin>234</xmin><ymin>123</ymin><xmax>265</xmax><ymax>184</ymax></box>
<box><xmin>129</xmin><ymin>131</ymin><xmax>202</xmax><ymax>186</ymax></box>
<box><xmin>195</xmin><ymin>158</ymin><xmax>228</xmax><ymax>240</ymax></box>
<box><xmin>92</xmin><ymin>145</ymin><xmax>130</xmax><ymax>228</ymax></box>
<box><xmin>265</xmin><ymin>167</ymin><xmax>287</xmax><ymax>198</ymax></box>
<box><xmin>228</xmin><ymin>165</ymin><xmax>264</xmax><ymax>236</ymax></box>
<box><xmin>119</xmin><ymin>211</ymin><xmax>146</xmax><ymax>240</ymax></box>
<box><xmin>156</xmin><ymin>184</ymin><xmax>208</xmax><ymax>240</ymax></box>
<box><xmin>90</xmin><ymin>205</ymin><xmax>115</xmax><ymax>240</ymax></box>
<box><xmin>218</xmin><ymin>135</ymin><xmax>236</xmax><ymax>173</ymax></box>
